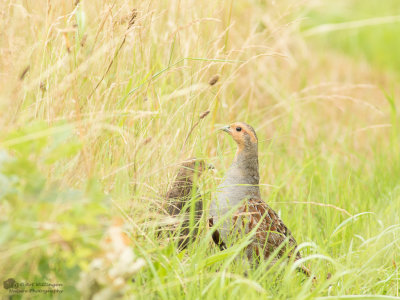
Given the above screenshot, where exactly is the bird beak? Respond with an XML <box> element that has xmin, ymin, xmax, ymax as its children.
<box><xmin>219</xmin><ymin>126</ymin><xmax>231</xmax><ymax>134</ymax></box>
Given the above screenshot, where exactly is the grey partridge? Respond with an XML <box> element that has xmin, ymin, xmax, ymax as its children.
<box><xmin>209</xmin><ymin>122</ymin><xmax>311</xmax><ymax>276</ymax></box>
<box><xmin>165</xmin><ymin>158</ymin><xmax>207</xmax><ymax>250</ymax></box>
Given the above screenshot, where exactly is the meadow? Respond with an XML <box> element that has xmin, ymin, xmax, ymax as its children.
<box><xmin>1</xmin><ymin>0</ymin><xmax>399</xmax><ymax>299</ymax></box>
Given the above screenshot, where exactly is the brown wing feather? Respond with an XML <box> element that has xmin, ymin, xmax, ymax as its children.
<box><xmin>233</xmin><ymin>198</ymin><xmax>301</xmax><ymax>261</ymax></box>
<box><xmin>165</xmin><ymin>178</ymin><xmax>203</xmax><ymax>250</ymax></box>
<box><xmin>165</xmin><ymin>179</ymin><xmax>193</xmax><ymax>215</ymax></box>
<box><xmin>210</xmin><ymin>197</ymin><xmax>312</xmax><ymax>277</ymax></box>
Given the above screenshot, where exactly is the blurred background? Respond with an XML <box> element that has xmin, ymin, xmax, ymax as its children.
<box><xmin>1</xmin><ymin>0</ymin><xmax>399</xmax><ymax>298</ymax></box>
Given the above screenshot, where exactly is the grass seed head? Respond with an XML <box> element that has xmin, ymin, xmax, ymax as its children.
<box><xmin>128</xmin><ymin>9</ymin><xmax>138</xmax><ymax>29</ymax></box>
<box><xmin>40</xmin><ymin>82</ymin><xmax>46</xmax><ymax>93</ymax></box>
<box><xmin>142</xmin><ymin>137</ymin><xmax>152</xmax><ymax>146</ymax></box>
<box><xmin>199</xmin><ymin>110</ymin><xmax>210</xmax><ymax>120</ymax></box>
<box><xmin>80</xmin><ymin>34</ymin><xmax>87</xmax><ymax>47</ymax></box>
<box><xmin>209</xmin><ymin>75</ymin><xmax>219</xmax><ymax>86</ymax></box>
<box><xmin>19</xmin><ymin>66</ymin><xmax>30</xmax><ymax>81</ymax></box>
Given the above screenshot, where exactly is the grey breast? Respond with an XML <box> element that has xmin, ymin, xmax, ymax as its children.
<box><xmin>210</xmin><ymin>168</ymin><xmax>258</xmax><ymax>240</ymax></box>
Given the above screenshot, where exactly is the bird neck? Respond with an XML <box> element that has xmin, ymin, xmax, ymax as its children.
<box><xmin>234</xmin><ymin>148</ymin><xmax>259</xmax><ymax>180</ymax></box>
<box><xmin>214</xmin><ymin>146</ymin><xmax>261</xmax><ymax>212</ymax></box>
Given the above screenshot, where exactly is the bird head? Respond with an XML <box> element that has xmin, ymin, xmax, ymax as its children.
<box><xmin>220</xmin><ymin>122</ymin><xmax>258</xmax><ymax>153</ymax></box>
<box><xmin>177</xmin><ymin>158</ymin><xmax>213</xmax><ymax>180</ymax></box>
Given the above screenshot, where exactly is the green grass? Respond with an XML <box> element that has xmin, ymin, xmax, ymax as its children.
<box><xmin>302</xmin><ymin>0</ymin><xmax>400</xmax><ymax>75</ymax></box>
<box><xmin>1</xmin><ymin>0</ymin><xmax>400</xmax><ymax>299</ymax></box>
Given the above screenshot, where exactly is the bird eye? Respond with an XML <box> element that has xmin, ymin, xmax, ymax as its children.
<box><xmin>236</xmin><ymin>127</ymin><xmax>242</xmax><ymax>132</ymax></box>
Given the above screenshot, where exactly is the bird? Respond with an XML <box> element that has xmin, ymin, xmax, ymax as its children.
<box><xmin>209</xmin><ymin>122</ymin><xmax>311</xmax><ymax>276</ymax></box>
<box><xmin>164</xmin><ymin>158</ymin><xmax>210</xmax><ymax>250</ymax></box>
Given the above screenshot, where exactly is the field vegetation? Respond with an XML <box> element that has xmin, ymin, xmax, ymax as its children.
<box><xmin>1</xmin><ymin>0</ymin><xmax>399</xmax><ymax>299</ymax></box>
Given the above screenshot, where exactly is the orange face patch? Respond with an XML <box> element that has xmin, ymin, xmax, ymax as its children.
<box><xmin>229</xmin><ymin>122</ymin><xmax>257</xmax><ymax>145</ymax></box>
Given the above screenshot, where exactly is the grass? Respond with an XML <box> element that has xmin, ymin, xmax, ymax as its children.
<box><xmin>302</xmin><ymin>0</ymin><xmax>400</xmax><ymax>75</ymax></box>
<box><xmin>0</xmin><ymin>0</ymin><xmax>399</xmax><ymax>299</ymax></box>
